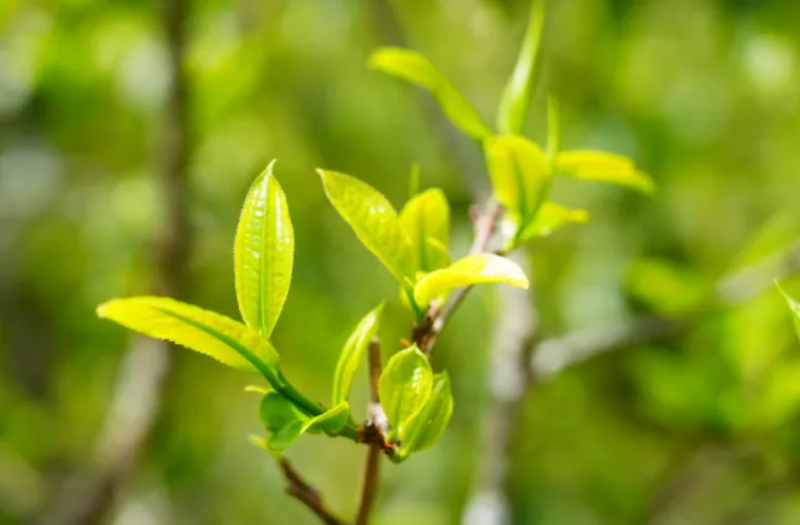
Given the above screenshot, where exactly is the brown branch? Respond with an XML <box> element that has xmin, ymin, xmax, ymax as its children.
<box><xmin>280</xmin><ymin>459</ymin><xmax>347</xmax><ymax>525</ymax></box>
<box><xmin>356</xmin><ymin>337</ymin><xmax>384</xmax><ymax>525</ymax></box>
<box><xmin>529</xmin><ymin>238</ymin><xmax>800</xmax><ymax>381</ymax></box>
<box><xmin>45</xmin><ymin>1</ymin><xmax>193</xmax><ymax>523</ymax></box>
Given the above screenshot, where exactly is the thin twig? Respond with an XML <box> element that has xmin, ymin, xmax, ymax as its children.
<box><xmin>280</xmin><ymin>459</ymin><xmax>347</xmax><ymax>525</ymax></box>
<box><xmin>356</xmin><ymin>337</ymin><xmax>384</xmax><ymax>525</ymax></box>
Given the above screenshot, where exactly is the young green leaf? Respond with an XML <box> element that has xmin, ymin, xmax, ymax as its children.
<box><xmin>260</xmin><ymin>391</ymin><xmax>307</xmax><ymax>434</ymax></box>
<box><xmin>97</xmin><ymin>297</ymin><xmax>281</xmax><ymax>383</ymax></box>
<box><xmin>556</xmin><ymin>150</ymin><xmax>654</xmax><ymax>194</ymax></box>
<box><xmin>517</xmin><ymin>201</ymin><xmax>589</xmax><ymax>241</ymax></box>
<box><xmin>777</xmin><ymin>282</ymin><xmax>800</xmax><ymax>341</ymax></box>
<box><xmin>399</xmin><ymin>188</ymin><xmax>451</xmax><ymax>274</ymax></box>
<box><xmin>368</xmin><ymin>47</ymin><xmax>490</xmax><ymax>141</ymax></box>
<box><xmin>319</xmin><ymin>170</ymin><xmax>415</xmax><ymax>287</ymax></box>
<box><xmin>331</xmin><ymin>302</ymin><xmax>385</xmax><ymax>406</ymax></box>
<box><xmin>413</xmin><ymin>254</ymin><xmax>530</xmax><ymax>307</ymax></box>
<box><xmin>265</xmin><ymin>401</ymin><xmax>351</xmax><ymax>451</ymax></box>
<box><xmin>399</xmin><ymin>372</ymin><xmax>454</xmax><ymax>457</ymax></box>
<box><xmin>379</xmin><ymin>345</ymin><xmax>433</xmax><ymax>438</ymax></box>
<box><xmin>497</xmin><ymin>0</ymin><xmax>546</xmax><ymax>134</ymax></box>
<box><xmin>484</xmin><ymin>135</ymin><xmax>552</xmax><ymax>236</ymax></box>
<box><xmin>234</xmin><ymin>160</ymin><xmax>294</xmax><ymax>339</ymax></box>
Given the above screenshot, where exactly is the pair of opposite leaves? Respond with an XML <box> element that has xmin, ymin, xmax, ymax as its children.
<box><xmin>97</xmin><ymin>162</ymin><xmax>522</xmax><ymax>453</ymax></box>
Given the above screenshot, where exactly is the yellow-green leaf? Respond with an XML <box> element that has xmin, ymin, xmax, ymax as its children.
<box><xmin>379</xmin><ymin>345</ymin><xmax>433</xmax><ymax>439</ymax></box>
<box><xmin>413</xmin><ymin>254</ymin><xmax>530</xmax><ymax>307</ymax></box>
<box><xmin>399</xmin><ymin>372</ymin><xmax>453</xmax><ymax>457</ymax></box>
<box><xmin>777</xmin><ymin>283</ymin><xmax>800</xmax><ymax>341</ymax></box>
<box><xmin>266</xmin><ymin>402</ymin><xmax>351</xmax><ymax>451</ymax></box>
<box><xmin>497</xmin><ymin>0</ymin><xmax>546</xmax><ymax>135</ymax></box>
<box><xmin>556</xmin><ymin>150</ymin><xmax>654</xmax><ymax>194</ymax></box>
<box><xmin>368</xmin><ymin>47</ymin><xmax>490</xmax><ymax>140</ymax></box>
<box><xmin>518</xmin><ymin>201</ymin><xmax>589</xmax><ymax>241</ymax></box>
<box><xmin>97</xmin><ymin>297</ymin><xmax>281</xmax><ymax>382</ymax></box>
<box><xmin>260</xmin><ymin>391</ymin><xmax>306</xmax><ymax>434</ymax></box>
<box><xmin>399</xmin><ymin>188</ymin><xmax>451</xmax><ymax>273</ymax></box>
<box><xmin>332</xmin><ymin>302</ymin><xmax>385</xmax><ymax>406</ymax></box>
<box><xmin>234</xmin><ymin>160</ymin><xmax>294</xmax><ymax>339</ymax></box>
<box><xmin>484</xmin><ymin>135</ymin><xmax>552</xmax><ymax>235</ymax></box>
<box><xmin>319</xmin><ymin>170</ymin><xmax>415</xmax><ymax>287</ymax></box>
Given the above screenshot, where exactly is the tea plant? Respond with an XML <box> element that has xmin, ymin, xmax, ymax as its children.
<box><xmin>97</xmin><ymin>1</ymin><xmax>654</xmax><ymax>522</ymax></box>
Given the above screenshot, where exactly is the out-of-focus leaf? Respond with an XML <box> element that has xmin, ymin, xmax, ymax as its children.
<box><xmin>97</xmin><ymin>297</ymin><xmax>281</xmax><ymax>382</ymax></box>
<box><xmin>234</xmin><ymin>160</ymin><xmax>294</xmax><ymax>339</ymax></box>
<box><xmin>777</xmin><ymin>283</ymin><xmax>800</xmax><ymax>341</ymax></box>
<box><xmin>399</xmin><ymin>188</ymin><xmax>451</xmax><ymax>273</ymax></box>
<box><xmin>755</xmin><ymin>362</ymin><xmax>800</xmax><ymax>429</ymax></box>
<box><xmin>497</xmin><ymin>0</ymin><xmax>546</xmax><ymax>135</ymax></box>
<box><xmin>517</xmin><ymin>201</ymin><xmax>588</xmax><ymax>240</ymax></box>
<box><xmin>379</xmin><ymin>345</ymin><xmax>432</xmax><ymax>438</ymax></box>
<box><xmin>265</xmin><ymin>401</ymin><xmax>351</xmax><ymax>451</ymax></box>
<box><xmin>484</xmin><ymin>135</ymin><xmax>552</xmax><ymax>236</ymax></box>
<box><xmin>319</xmin><ymin>170</ymin><xmax>415</xmax><ymax>287</ymax></box>
<box><xmin>556</xmin><ymin>150</ymin><xmax>654</xmax><ymax>194</ymax></box>
<box><xmin>627</xmin><ymin>259</ymin><xmax>709</xmax><ymax>316</ymax></box>
<box><xmin>332</xmin><ymin>301</ymin><xmax>385</xmax><ymax>405</ymax></box>
<box><xmin>368</xmin><ymin>47</ymin><xmax>490</xmax><ymax>140</ymax></box>
<box><xmin>413</xmin><ymin>254</ymin><xmax>529</xmax><ymax>307</ymax></box>
<box><xmin>399</xmin><ymin>372</ymin><xmax>453</xmax><ymax>457</ymax></box>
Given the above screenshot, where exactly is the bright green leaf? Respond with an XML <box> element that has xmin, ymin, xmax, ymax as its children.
<box><xmin>266</xmin><ymin>402</ymin><xmax>351</xmax><ymax>451</ymax></box>
<box><xmin>319</xmin><ymin>170</ymin><xmax>415</xmax><ymax>288</ymax></box>
<box><xmin>332</xmin><ymin>302</ymin><xmax>385</xmax><ymax>405</ymax></box>
<box><xmin>399</xmin><ymin>372</ymin><xmax>454</xmax><ymax>456</ymax></box>
<box><xmin>484</xmin><ymin>135</ymin><xmax>552</xmax><ymax>236</ymax></box>
<box><xmin>777</xmin><ymin>282</ymin><xmax>800</xmax><ymax>341</ymax></box>
<box><xmin>260</xmin><ymin>391</ymin><xmax>307</xmax><ymax>434</ymax></box>
<box><xmin>97</xmin><ymin>297</ymin><xmax>281</xmax><ymax>383</ymax></box>
<box><xmin>497</xmin><ymin>0</ymin><xmax>546</xmax><ymax>134</ymax></box>
<box><xmin>368</xmin><ymin>47</ymin><xmax>490</xmax><ymax>140</ymax></box>
<box><xmin>379</xmin><ymin>345</ymin><xmax>433</xmax><ymax>438</ymax></box>
<box><xmin>234</xmin><ymin>160</ymin><xmax>294</xmax><ymax>339</ymax></box>
<box><xmin>556</xmin><ymin>150</ymin><xmax>654</xmax><ymax>194</ymax></box>
<box><xmin>399</xmin><ymin>188</ymin><xmax>451</xmax><ymax>273</ymax></box>
<box><xmin>413</xmin><ymin>254</ymin><xmax>530</xmax><ymax>307</ymax></box>
<box><xmin>517</xmin><ymin>201</ymin><xmax>588</xmax><ymax>241</ymax></box>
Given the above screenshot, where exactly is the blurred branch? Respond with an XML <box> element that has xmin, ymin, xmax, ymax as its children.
<box><xmin>529</xmin><ymin>238</ymin><xmax>800</xmax><ymax>380</ymax></box>
<box><xmin>356</xmin><ymin>337</ymin><xmax>384</xmax><ymax>525</ymax></box>
<box><xmin>46</xmin><ymin>0</ymin><xmax>194</xmax><ymax>523</ymax></box>
<box><xmin>280</xmin><ymin>459</ymin><xmax>347</xmax><ymax>525</ymax></box>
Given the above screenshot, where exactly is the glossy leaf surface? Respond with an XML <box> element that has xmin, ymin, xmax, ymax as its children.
<box><xmin>331</xmin><ymin>301</ymin><xmax>385</xmax><ymax>405</ymax></box>
<box><xmin>556</xmin><ymin>150</ymin><xmax>654</xmax><ymax>194</ymax></box>
<box><xmin>97</xmin><ymin>297</ymin><xmax>280</xmax><ymax>380</ymax></box>
<box><xmin>399</xmin><ymin>188</ymin><xmax>451</xmax><ymax>274</ymax></box>
<box><xmin>369</xmin><ymin>47</ymin><xmax>490</xmax><ymax>140</ymax></box>
<box><xmin>319</xmin><ymin>170</ymin><xmax>415</xmax><ymax>287</ymax></box>
<box><xmin>414</xmin><ymin>254</ymin><xmax>529</xmax><ymax>307</ymax></box>
<box><xmin>234</xmin><ymin>160</ymin><xmax>294</xmax><ymax>338</ymax></box>
<box><xmin>400</xmin><ymin>372</ymin><xmax>454</xmax><ymax>456</ymax></box>
<box><xmin>379</xmin><ymin>345</ymin><xmax>432</xmax><ymax>437</ymax></box>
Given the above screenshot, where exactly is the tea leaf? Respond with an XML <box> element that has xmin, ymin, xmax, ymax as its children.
<box><xmin>556</xmin><ymin>150</ymin><xmax>654</xmax><ymax>194</ymax></box>
<box><xmin>518</xmin><ymin>201</ymin><xmax>588</xmax><ymax>241</ymax></box>
<box><xmin>777</xmin><ymin>282</ymin><xmax>800</xmax><ymax>341</ymax></box>
<box><xmin>265</xmin><ymin>400</ymin><xmax>351</xmax><ymax>451</ymax></box>
<box><xmin>332</xmin><ymin>302</ymin><xmax>385</xmax><ymax>405</ymax></box>
<box><xmin>379</xmin><ymin>345</ymin><xmax>433</xmax><ymax>438</ymax></box>
<box><xmin>399</xmin><ymin>372</ymin><xmax>453</xmax><ymax>456</ymax></box>
<box><xmin>399</xmin><ymin>188</ymin><xmax>451</xmax><ymax>274</ymax></box>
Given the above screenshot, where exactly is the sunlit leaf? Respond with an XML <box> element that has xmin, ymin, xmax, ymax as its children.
<box><xmin>556</xmin><ymin>150</ymin><xmax>654</xmax><ymax>194</ymax></box>
<box><xmin>399</xmin><ymin>188</ymin><xmax>451</xmax><ymax>273</ymax></box>
<box><xmin>777</xmin><ymin>282</ymin><xmax>800</xmax><ymax>341</ymax></box>
<box><xmin>332</xmin><ymin>301</ymin><xmax>385</xmax><ymax>405</ymax></box>
<box><xmin>399</xmin><ymin>372</ymin><xmax>453</xmax><ymax>457</ymax></box>
<box><xmin>379</xmin><ymin>345</ymin><xmax>433</xmax><ymax>439</ymax></box>
<box><xmin>368</xmin><ymin>47</ymin><xmax>490</xmax><ymax>140</ymax></box>
<box><xmin>234</xmin><ymin>160</ymin><xmax>294</xmax><ymax>339</ymax></box>
<box><xmin>484</xmin><ymin>135</ymin><xmax>552</xmax><ymax>236</ymax></box>
<box><xmin>413</xmin><ymin>254</ymin><xmax>530</xmax><ymax>307</ymax></box>
<box><xmin>97</xmin><ymin>297</ymin><xmax>281</xmax><ymax>382</ymax></box>
<box><xmin>265</xmin><ymin>401</ymin><xmax>351</xmax><ymax>451</ymax></box>
<box><xmin>319</xmin><ymin>170</ymin><xmax>415</xmax><ymax>288</ymax></box>
<box><xmin>497</xmin><ymin>0</ymin><xmax>546</xmax><ymax>134</ymax></box>
<box><xmin>517</xmin><ymin>201</ymin><xmax>588</xmax><ymax>240</ymax></box>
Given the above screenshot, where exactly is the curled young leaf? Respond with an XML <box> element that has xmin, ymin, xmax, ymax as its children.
<box><xmin>399</xmin><ymin>372</ymin><xmax>454</xmax><ymax>457</ymax></box>
<box><xmin>413</xmin><ymin>254</ymin><xmax>530</xmax><ymax>307</ymax></box>
<box><xmin>399</xmin><ymin>188</ymin><xmax>451</xmax><ymax>274</ymax></box>
<box><xmin>368</xmin><ymin>47</ymin><xmax>490</xmax><ymax>141</ymax></box>
<box><xmin>264</xmin><ymin>400</ymin><xmax>351</xmax><ymax>451</ymax></box>
<box><xmin>379</xmin><ymin>345</ymin><xmax>433</xmax><ymax>439</ymax></box>
<box><xmin>332</xmin><ymin>301</ymin><xmax>385</xmax><ymax>406</ymax></box>
<box><xmin>234</xmin><ymin>160</ymin><xmax>294</xmax><ymax>339</ymax></box>
<box><xmin>260</xmin><ymin>391</ymin><xmax>307</xmax><ymax>434</ymax></box>
<box><xmin>97</xmin><ymin>297</ymin><xmax>281</xmax><ymax>384</ymax></box>
<box><xmin>484</xmin><ymin>135</ymin><xmax>552</xmax><ymax>236</ymax></box>
<box><xmin>556</xmin><ymin>150</ymin><xmax>654</xmax><ymax>194</ymax></box>
<box><xmin>777</xmin><ymin>282</ymin><xmax>800</xmax><ymax>341</ymax></box>
<box><xmin>319</xmin><ymin>170</ymin><xmax>415</xmax><ymax>288</ymax></box>
<box><xmin>497</xmin><ymin>0</ymin><xmax>546</xmax><ymax>135</ymax></box>
<box><xmin>517</xmin><ymin>201</ymin><xmax>589</xmax><ymax>241</ymax></box>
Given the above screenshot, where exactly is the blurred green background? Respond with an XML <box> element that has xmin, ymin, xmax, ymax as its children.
<box><xmin>2</xmin><ymin>0</ymin><xmax>800</xmax><ymax>523</ymax></box>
